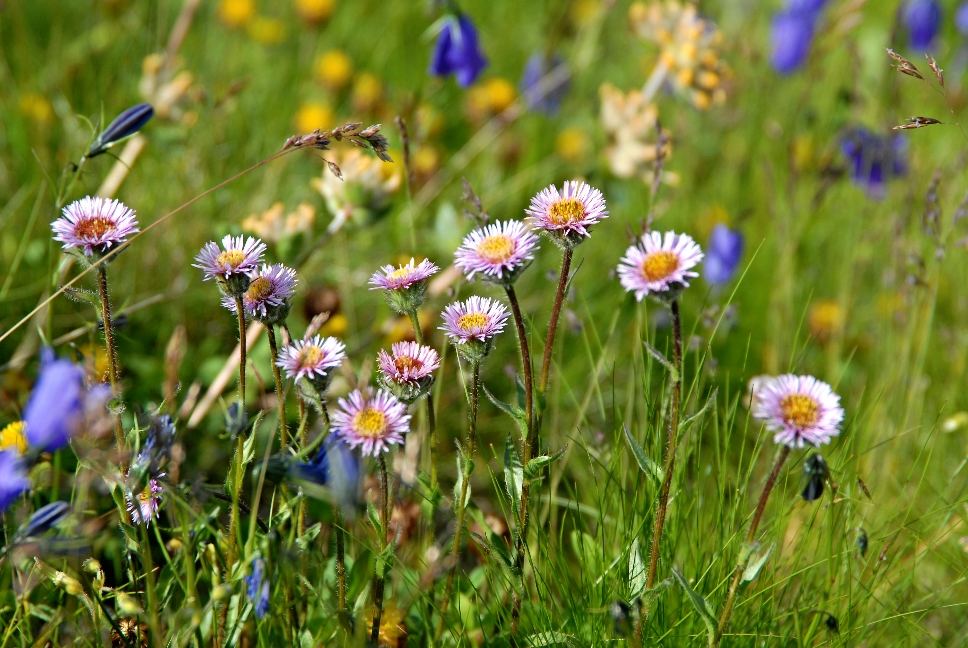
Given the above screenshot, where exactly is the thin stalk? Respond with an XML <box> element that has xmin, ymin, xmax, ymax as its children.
<box><xmin>539</xmin><ymin>248</ymin><xmax>572</xmax><ymax>394</ymax></box>
<box><xmin>636</xmin><ymin>299</ymin><xmax>684</xmax><ymax>640</ymax></box>
<box><xmin>266</xmin><ymin>325</ymin><xmax>288</xmax><ymax>447</ymax></box>
<box><xmin>335</xmin><ymin>509</ymin><xmax>347</xmax><ymax>615</ymax></box>
<box><xmin>139</xmin><ymin>524</ymin><xmax>162</xmax><ymax>648</ymax></box>
<box><xmin>226</xmin><ymin>434</ymin><xmax>244</xmax><ymax>571</ymax></box>
<box><xmin>370</xmin><ymin>455</ymin><xmax>391</xmax><ymax>644</ymax></box>
<box><xmin>408</xmin><ymin>309</ymin><xmax>439</xmax><ymax>490</ymax></box>
<box><xmin>435</xmin><ymin>361</ymin><xmax>481</xmax><ymax>640</ymax></box>
<box><xmin>234</xmin><ymin>297</ymin><xmax>247</xmax><ymax>403</ymax></box>
<box><xmin>96</xmin><ymin>265</ymin><xmax>125</xmax><ymax>457</ymax></box>
<box><xmin>505</xmin><ymin>284</ymin><xmax>534</xmax><ymax>637</ymax></box>
<box><xmin>713</xmin><ymin>446</ymin><xmax>791</xmax><ymax>647</ymax></box>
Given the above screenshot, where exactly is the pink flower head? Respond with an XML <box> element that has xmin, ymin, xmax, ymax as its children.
<box><xmin>454</xmin><ymin>220</ymin><xmax>538</xmax><ymax>283</ymax></box>
<box><xmin>752</xmin><ymin>374</ymin><xmax>845</xmax><ymax>448</ymax></box>
<box><xmin>378</xmin><ymin>342</ymin><xmax>440</xmax><ymax>384</ymax></box>
<box><xmin>222</xmin><ymin>263</ymin><xmax>297</xmax><ymax>323</ymax></box>
<box><xmin>332</xmin><ymin>388</ymin><xmax>411</xmax><ymax>457</ymax></box>
<box><xmin>127</xmin><ymin>475</ymin><xmax>164</xmax><ymax>525</ymax></box>
<box><xmin>617</xmin><ymin>230</ymin><xmax>704</xmax><ymax>301</ymax></box>
<box><xmin>193</xmin><ymin>235</ymin><xmax>266</xmax><ymax>281</ymax></box>
<box><xmin>276</xmin><ymin>335</ymin><xmax>346</xmax><ymax>384</ymax></box>
<box><xmin>525</xmin><ymin>180</ymin><xmax>608</xmax><ymax>245</ymax></box>
<box><xmin>52</xmin><ymin>196</ymin><xmax>139</xmax><ymax>257</ymax></box>
<box><xmin>439</xmin><ymin>296</ymin><xmax>510</xmax><ymax>344</ymax></box>
<box><xmin>369</xmin><ymin>258</ymin><xmax>440</xmax><ymax>291</ymax></box>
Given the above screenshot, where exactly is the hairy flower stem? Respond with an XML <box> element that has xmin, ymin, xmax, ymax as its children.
<box><xmin>234</xmin><ymin>297</ymin><xmax>247</xmax><ymax>403</ymax></box>
<box><xmin>370</xmin><ymin>455</ymin><xmax>391</xmax><ymax>644</ymax></box>
<box><xmin>96</xmin><ymin>265</ymin><xmax>125</xmax><ymax>457</ymax></box>
<box><xmin>713</xmin><ymin>446</ymin><xmax>791</xmax><ymax>647</ymax></box>
<box><xmin>266</xmin><ymin>325</ymin><xmax>288</xmax><ymax>447</ymax></box>
<box><xmin>505</xmin><ymin>284</ymin><xmax>534</xmax><ymax>638</ymax></box>
<box><xmin>335</xmin><ymin>509</ymin><xmax>347</xmax><ymax>616</ymax></box>
<box><xmin>226</xmin><ymin>296</ymin><xmax>248</xmax><ymax>570</ymax></box>
<box><xmin>539</xmin><ymin>248</ymin><xmax>572</xmax><ymax>394</ymax></box>
<box><xmin>139</xmin><ymin>524</ymin><xmax>162</xmax><ymax>648</ymax></box>
<box><xmin>635</xmin><ymin>299</ymin><xmax>684</xmax><ymax>641</ymax></box>
<box><xmin>408</xmin><ymin>309</ymin><xmax>439</xmax><ymax>490</ymax></box>
<box><xmin>435</xmin><ymin>361</ymin><xmax>481</xmax><ymax>640</ymax></box>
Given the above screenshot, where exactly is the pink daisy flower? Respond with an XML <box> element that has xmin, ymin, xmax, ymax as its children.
<box><xmin>454</xmin><ymin>220</ymin><xmax>538</xmax><ymax>282</ymax></box>
<box><xmin>332</xmin><ymin>389</ymin><xmax>411</xmax><ymax>457</ymax></box>
<box><xmin>193</xmin><ymin>235</ymin><xmax>266</xmax><ymax>281</ymax></box>
<box><xmin>378</xmin><ymin>342</ymin><xmax>440</xmax><ymax>384</ymax></box>
<box><xmin>439</xmin><ymin>296</ymin><xmax>510</xmax><ymax>344</ymax></box>
<box><xmin>369</xmin><ymin>258</ymin><xmax>440</xmax><ymax>291</ymax></box>
<box><xmin>52</xmin><ymin>196</ymin><xmax>139</xmax><ymax>257</ymax></box>
<box><xmin>222</xmin><ymin>263</ymin><xmax>298</xmax><ymax>323</ymax></box>
<box><xmin>752</xmin><ymin>374</ymin><xmax>845</xmax><ymax>448</ymax></box>
<box><xmin>617</xmin><ymin>230</ymin><xmax>704</xmax><ymax>301</ymax></box>
<box><xmin>276</xmin><ymin>335</ymin><xmax>346</xmax><ymax>384</ymax></box>
<box><xmin>127</xmin><ymin>475</ymin><xmax>164</xmax><ymax>526</ymax></box>
<box><xmin>525</xmin><ymin>180</ymin><xmax>609</xmax><ymax>245</ymax></box>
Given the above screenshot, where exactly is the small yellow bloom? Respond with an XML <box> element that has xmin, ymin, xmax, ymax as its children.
<box><xmin>19</xmin><ymin>93</ymin><xmax>54</xmax><ymax>125</ymax></box>
<box><xmin>0</xmin><ymin>421</ymin><xmax>28</xmax><ymax>454</ymax></box>
<box><xmin>246</xmin><ymin>16</ymin><xmax>286</xmax><ymax>45</ymax></box>
<box><xmin>218</xmin><ymin>0</ymin><xmax>255</xmax><ymax>28</ymax></box>
<box><xmin>294</xmin><ymin>0</ymin><xmax>334</xmax><ymax>25</ymax></box>
<box><xmin>352</xmin><ymin>73</ymin><xmax>383</xmax><ymax>112</ymax></box>
<box><xmin>555</xmin><ymin>127</ymin><xmax>589</xmax><ymax>163</ymax></box>
<box><xmin>411</xmin><ymin>145</ymin><xmax>440</xmax><ymax>178</ymax></box>
<box><xmin>314</xmin><ymin>49</ymin><xmax>353</xmax><ymax>90</ymax></box>
<box><xmin>294</xmin><ymin>101</ymin><xmax>334</xmax><ymax>133</ymax></box>
<box><xmin>570</xmin><ymin>0</ymin><xmax>603</xmax><ymax>27</ymax></box>
<box><xmin>319</xmin><ymin>312</ymin><xmax>348</xmax><ymax>337</ymax></box>
<box><xmin>484</xmin><ymin>77</ymin><xmax>516</xmax><ymax>113</ymax></box>
<box><xmin>808</xmin><ymin>300</ymin><xmax>844</xmax><ymax>344</ymax></box>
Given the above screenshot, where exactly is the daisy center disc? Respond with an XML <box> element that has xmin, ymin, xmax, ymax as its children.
<box><xmin>298</xmin><ymin>345</ymin><xmax>324</xmax><ymax>369</ymax></box>
<box><xmin>457</xmin><ymin>312</ymin><xmax>488</xmax><ymax>331</ymax></box>
<box><xmin>217</xmin><ymin>249</ymin><xmax>246</xmax><ymax>269</ymax></box>
<box><xmin>548</xmin><ymin>198</ymin><xmax>586</xmax><ymax>226</ymax></box>
<box><xmin>780</xmin><ymin>394</ymin><xmax>820</xmax><ymax>428</ymax></box>
<box><xmin>394</xmin><ymin>355</ymin><xmax>422</xmax><ymax>373</ymax></box>
<box><xmin>246</xmin><ymin>277</ymin><xmax>273</xmax><ymax>302</ymax></box>
<box><xmin>388</xmin><ymin>266</ymin><xmax>413</xmax><ymax>281</ymax></box>
<box><xmin>353</xmin><ymin>407</ymin><xmax>387</xmax><ymax>438</ymax></box>
<box><xmin>75</xmin><ymin>216</ymin><xmax>115</xmax><ymax>240</ymax></box>
<box><xmin>476</xmin><ymin>235</ymin><xmax>515</xmax><ymax>264</ymax></box>
<box><xmin>641</xmin><ymin>250</ymin><xmax>679</xmax><ymax>282</ymax></box>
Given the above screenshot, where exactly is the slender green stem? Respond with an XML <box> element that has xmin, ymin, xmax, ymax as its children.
<box><xmin>266</xmin><ymin>325</ymin><xmax>288</xmax><ymax>447</ymax></box>
<box><xmin>139</xmin><ymin>524</ymin><xmax>162</xmax><ymax>648</ymax></box>
<box><xmin>505</xmin><ymin>284</ymin><xmax>534</xmax><ymax>637</ymax></box>
<box><xmin>408</xmin><ymin>308</ymin><xmax>439</xmax><ymax>491</ymax></box>
<box><xmin>636</xmin><ymin>299</ymin><xmax>684</xmax><ymax>641</ymax></box>
<box><xmin>96</xmin><ymin>265</ymin><xmax>125</xmax><ymax>458</ymax></box>
<box><xmin>335</xmin><ymin>509</ymin><xmax>347</xmax><ymax>615</ymax></box>
<box><xmin>234</xmin><ymin>297</ymin><xmax>247</xmax><ymax>403</ymax></box>
<box><xmin>539</xmin><ymin>247</ymin><xmax>572</xmax><ymax>394</ymax></box>
<box><xmin>226</xmin><ymin>434</ymin><xmax>244</xmax><ymax>571</ymax></box>
<box><xmin>370</xmin><ymin>455</ymin><xmax>391</xmax><ymax>644</ymax></box>
<box><xmin>713</xmin><ymin>446</ymin><xmax>791</xmax><ymax>647</ymax></box>
<box><xmin>435</xmin><ymin>361</ymin><xmax>481</xmax><ymax>640</ymax></box>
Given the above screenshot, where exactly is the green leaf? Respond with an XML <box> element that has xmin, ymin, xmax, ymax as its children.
<box><xmin>742</xmin><ymin>543</ymin><xmax>773</xmax><ymax>583</ymax></box>
<box><xmin>503</xmin><ymin>437</ymin><xmax>523</xmax><ymax>521</ymax></box>
<box><xmin>643</xmin><ymin>340</ymin><xmax>678</xmax><ymax>381</ymax></box>
<box><xmin>453</xmin><ymin>453</ymin><xmax>473</xmax><ymax>509</ymax></box>
<box><xmin>623</xmin><ymin>425</ymin><xmax>663</xmax><ymax>484</ymax></box>
<box><xmin>681</xmin><ymin>389</ymin><xmax>718</xmax><ymax>435</ymax></box>
<box><xmin>672</xmin><ymin>566</ymin><xmax>717</xmax><ymax>647</ymax></box>
<box><xmin>525</xmin><ymin>631</ymin><xmax>577</xmax><ymax>646</ymax></box>
<box><xmin>523</xmin><ymin>447</ymin><xmax>565</xmax><ymax>481</ymax></box>
<box><xmin>296</xmin><ymin>522</ymin><xmax>322</xmax><ymax>551</ymax></box>
<box><xmin>628</xmin><ymin>538</ymin><xmax>646</xmax><ymax>601</ymax></box>
<box><xmin>485</xmin><ymin>384</ymin><xmax>528</xmax><ymax>439</ymax></box>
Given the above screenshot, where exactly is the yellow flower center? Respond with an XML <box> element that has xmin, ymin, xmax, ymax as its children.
<box><xmin>476</xmin><ymin>235</ymin><xmax>515</xmax><ymax>264</ymax></box>
<box><xmin>457</xmin><ymin>312</ymin><xmax>488</xmax><ymax>331</ymax></box>
<box><xmin>353</xmin><ymin>407</ymin><xmax>387</xmax><ymax>438</ymax></box>
<box><xmin>388</xmin><ymin>267</ymin><xmax>412</xmax><ymax>281</ymax></box>
<box><xmin>246</xmin><ymin>277</ymin><xmax>272</xmax><ymax>302</ymax></box>
<box><xmin>548</xmin><ymin>198</ymin><xmax>586</xmax><ymax>226</ymax></box>
<box><xmin>298</xmin><ymin>345</ymin><xmax>323</xmax><ymax>368</ymax></box>
<box><xmin>641</xmin><ymin>251</ymin><xmax>679</xmax><ymax>282</ymax></box>
<box><xmin>75</xmin><ymin>216</ymin><xmax>115</xmax><ymax>239</ymax></box>
<box><xmin>780</xmin><ymin>394</ymin><xmax>820</xmax><ymax>428</ymax></box>
<box><xmin>394</xmin><ymin>355</ymin><xmax>422</xmax><ymax>373</ymax></box>
<box><xmin>217</xmin><ymin>249</ymin><xmax>246</xmax><ymax>268</ymax></box>
<box><xmin>0</xmin><ymin>421</ymin><xmax>28</xmax><ymax>454</ymax></box>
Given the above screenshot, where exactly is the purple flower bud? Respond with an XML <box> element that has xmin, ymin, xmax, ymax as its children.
<box><xmin>704</xmin><ymin>225</ymin><xmax>744</xmax><ymax>286</ymax></box>
<box><xmin>88</xmin><ymin>103</ymin><xmax>154</xmax><ymax>158</ymax></box>
<box><xmin>0</xmin><ymin>451</ymin><xmax>29</xmax><ymax>513</ymax></box>
<box><xmin>521</xmin><ymin>53</ymin><xmax>570</xmax><ymax>114</ymax></box>
<box><xmin>429</xmin><ymin>13</ymin><xmax>488</xmax><ymax>87</ymax></box>
<box><xmin>957</xmin><ymin>2</ymin><xmax>968</xmax><ymax>34</ymax></box>
<box><xmin>18</xmin><ymin>501</ymin><xmax>70</xmax><ymax>538</ymax></box>
<box><xmin>771</xmin><ymin>1</ymin><xmax>827</xmax><ymax>74</ymax></box>
<box><xmin>903</xmin><ymin>0</ymin><xmax>941</xmax><ymax>53</ymax></box>
<box><xmin>840</xmin><ymin>127</ymin><xmax>907</xmax><ymax>200</ymax></box>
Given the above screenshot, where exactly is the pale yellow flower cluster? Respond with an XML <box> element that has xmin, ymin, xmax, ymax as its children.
<box><xmin>242</xmin><ymin>202</ymin><xmax>316</xmax><ymax>242</ymax></box>
<box><xmin>599</xmin><ymin>83</ymin><xmax>675</xmax><ymax>184</ymax></box>
<box><xmin>311</xmin><ymin>149</ymin><xmax>401</xmax><ymax>232</ymax></box>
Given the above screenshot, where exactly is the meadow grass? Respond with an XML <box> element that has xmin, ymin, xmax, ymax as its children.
<box><xmin>1</xmin><ymin>1</ymin><xmax>967</xmax><ymax>646</ymax></box>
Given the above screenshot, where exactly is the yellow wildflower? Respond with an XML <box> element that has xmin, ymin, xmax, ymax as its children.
<box><xmin>808</xmin><ymin>300</ymin><xmax>844</xmax><ymax>344</ymax></box>
<box><xmin>314</xmin><ymin>49</ymin><xmax>353</xmax><ymax>90</ymax></box>
<box><xmin>218</xmin><ymin>0</ymin><xmax>255</xmax><ymax>28</ymax></box>
<box><xmin>19</xmin><ymin>93</ymin><xmax>54</xmax><ymax>125</ymax></box>
<box><xmin>0</xmin><ymin>421</ymin><xmax>28</xmax><ymax>455</ymax></box>
<box><xmin>294</xmin><ymin>101</ymin><xmax>334</xmax><ymax>133</ymax></box>
<box><xmin>555</xmin><ymin>127</ymin><xmax>589</xmax><ymax>164</ymax></box>
<box><xmin>246</xmin><ymin>16</ymin><xmax>286</xmax><ymax>44</ymax></box>
<box><xmin>294</xmin><ymin>0</ymin><xmax>334</xmax><ymax>25</ymax></box>
<box><xmin>352</xmin><ymin>72</ymin><xmax>383</xmax><ymax>112</ymax></box>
